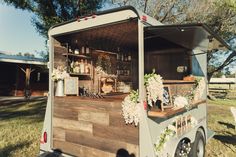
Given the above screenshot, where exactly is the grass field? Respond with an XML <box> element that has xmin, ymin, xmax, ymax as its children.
<box><xmin>206</xmin><ymin>99</ymin><xmax>236</xmax><ymax>157</ymax></box>
<box><xmin>0</xmin><ymin>97</ymin><xmax>46</xmax><ymax>157</ymax></box>
<box><xmin>0</xmin><ymin>97</ymin><xmax>235</xmax><ymax>156</ymax></box>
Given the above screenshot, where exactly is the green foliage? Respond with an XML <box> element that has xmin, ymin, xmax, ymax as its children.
<box><xmin>154</xmin><ymin>127</ymin><xmax>175</xmax><ymax>152</ymax></box>
<box><xmin>129</xmin><ymin>90</ymin><xmax>139</xmax><ymax>103</ymax></box>
<box><xmin>144</xmin><ymin>69</ymin><xmax>156</xmax><ymax>86</ymax></box>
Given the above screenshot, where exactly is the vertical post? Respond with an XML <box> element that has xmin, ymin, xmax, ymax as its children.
<box><xmin>138</xmin><ymin>20</ymin><xmax>155</xmax><ymax>157</ymax></box>
<box><xmin>15</xmin><ymin>66</ymin><xmax>19</xmax><ymax>96</ymax></box>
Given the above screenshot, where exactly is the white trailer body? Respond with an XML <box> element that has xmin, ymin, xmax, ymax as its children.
<box><xmin>39</xmin><ymin>6</ymin><xmax>230</xmax><ymax>157</ymax></box>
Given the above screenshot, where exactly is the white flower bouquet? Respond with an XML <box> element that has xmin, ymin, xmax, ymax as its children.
<box><xmin>121</xmin><ymin>90</ymin><xmax>141</xmax><ymax>126</ymax></box>
<box><xmin>144</xmin><ymin>70</ymin><xmax>164</xmax><ymax>107</ymax></box>
<box><xmin>52</xmin><ymin>66</ymin><xmax>69</xmax><ymax>81</ymax></box>
<box><xmin>174</xmin><ymin>96</ymin><xmax>189</xmax><ymax>108</ymax></box>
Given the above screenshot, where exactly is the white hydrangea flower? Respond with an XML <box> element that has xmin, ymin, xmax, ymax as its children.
<box><xmin>121</xmin><ymin>95</ymin><xmax>141</xmax><ymax>126</ymax></box>
<box><xmin>146</xmin><ymin>74</ymin><xmax>164</xmax><ymax>107</ymax></box>
<box><xmin>174</xmin><ymin>96</ymin><xmax>189</xmax><ymax>108</ymax></box>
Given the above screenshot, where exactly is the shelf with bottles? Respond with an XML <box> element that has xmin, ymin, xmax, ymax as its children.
<box><xmin>68</xmin><ymin>58</ymin><xmax>92</xmax><ymax>76</ymax></box>
<box><xmin>62</xmin><ymin>53</ymin><xmax>91</xmax><ymax>59</ymax></box>
<box><xmin>63</xmin><ymin>46</ymin><xmax>92</xmax><ymax>58</ymax></box>
<box><xmin>116</xmin><ymin>52</ymin><xmax>132</xmax><ymax>63</ymax></box>
<box><xmin>116</xmin><ymin>56</ymin><xmax>132</xmax><ymax>80</ymax></box>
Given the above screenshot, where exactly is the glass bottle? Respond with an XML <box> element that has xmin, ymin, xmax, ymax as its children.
<box><xmin>128</xmin><ymin>53</ymin><xmax>131</xmax><ymax>61</ymax></box>
<box><xmin>85</xmin><ymin>59</ymin><xmax>90</xmax><ymax>74</ymax></box>
<box><xmin>86</xmin><ymin>47</ymin><xmax>90</xmax><ymax>55</ymax></box>
<box><xmin>81</xmin><ymin>46</ymin><xmax>85</xmax><ymax>55</ymax></box>
<box><xmin>121</xmin><ymin>53</ymin><xmax>124</xmax><ymax>61</ymax></box>
<box><xmin>80</xmin><ymin>59</ymin><xmax>85</xmax><ymax>74</ymax></box>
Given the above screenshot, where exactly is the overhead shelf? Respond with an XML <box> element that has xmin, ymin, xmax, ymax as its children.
<box><xmin>62</xmin><ymin>53</ymin><xmax>91</xmax><ymax>59</ymax></box>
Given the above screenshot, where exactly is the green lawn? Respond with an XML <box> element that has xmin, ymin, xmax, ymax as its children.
<box><xmin>0</xmin><ymin>97</ymin><xmax>235</xmax><ymax>156</ymax></box>
<box><xmin>0</xmin><ymin>97</ymin><xmax>46</xmax><ymax>157</ymax></box>
<box><xmin>206</xmin><ymin>99</ymin><xmax>236</xmax><ymax>157</ymax></box>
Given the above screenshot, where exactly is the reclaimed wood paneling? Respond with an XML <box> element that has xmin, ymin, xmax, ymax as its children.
<box><xmin>54</xmin><ymin>107</ymin><xmax>78</xmax><ymax>120</ymax></box>
<box><xmin>53</xmin><ymin>117</ymin><xmax>93</xmax><ymax>134</ymax></box>
<box><xmin>78</xmin><ymin>110</ymin><xmax>109</xmax><ymax>126</ymax></box>
<box><xmin>66</xmin><ymin>130</ymin><xmax>128</xmax><ymax>154</ymax></box>
<box><xmin>53</xmin><ymin>97</ymin><xmax>139</xmax><ymax>157</ymax></box>
<box><xmin>54</xmin><ymin>140</ymin><xmax>116</xmax><ymax>157</ymax></box>
<box><xmin>53</xmin><ymin>127</ymin><xmax>65</xmax><ymax>141</ymax></box>
<box><xmin>93</xmin><ymin>124</ymin><xmax>139</xmax><ymax>145</ymax></box>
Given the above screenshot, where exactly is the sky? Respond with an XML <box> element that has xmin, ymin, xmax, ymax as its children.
<box><xmin>0</xmin><ymin>3</ymin><xmax>46</xmax><ymax>56</ymax></box>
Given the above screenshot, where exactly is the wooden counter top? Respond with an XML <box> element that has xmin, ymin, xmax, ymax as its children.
<box><xmin>148</xmin><ymin>100</ymin><xmax>206</xmax><ymax>118</ymax></box>
<box><xmin>55</xmin><ymin>93</ymin><xmax>128</xmax><ymax>102</ymax></box>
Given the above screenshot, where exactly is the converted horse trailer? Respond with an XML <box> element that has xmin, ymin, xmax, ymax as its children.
<box><xmin>40</xmin><ymin>6</ymin><xmax>231</xmax><ymax>157</ymax></box>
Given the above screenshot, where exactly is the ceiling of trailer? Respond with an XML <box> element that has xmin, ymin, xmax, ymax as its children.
<box><xmin>56</xmin><ymin>20</ymin><xmax>138</xmax><ymax>52</ymax></box>
<box><xmin>145</xmin><ymin>25</ymin><xmax>230</xmax><ymax>51</ymax></box>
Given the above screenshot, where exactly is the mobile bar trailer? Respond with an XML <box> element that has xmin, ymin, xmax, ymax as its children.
<box><xmin>39</xmin><ymin>6</ymin><xmax>231</xmax><ymax>157</ymax></box>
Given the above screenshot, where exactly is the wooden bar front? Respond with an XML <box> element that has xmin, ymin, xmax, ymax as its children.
<box><xmin>53</xmin><ymin>96</ymin><xmax>139</xmax><ymax>157</ymax></box>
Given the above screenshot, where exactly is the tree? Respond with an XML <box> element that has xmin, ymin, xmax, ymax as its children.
<box><xmin>3</xmin><ymin>0</ymin><xmax>105</xmax><ymax>38</ymax></box>
<box><xmin>112</xmin><ymin>0</ymin><xmax>236</xmax><ymax>80</ymax></box>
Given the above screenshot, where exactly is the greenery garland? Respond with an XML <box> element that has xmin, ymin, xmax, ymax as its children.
<box><xmin>154</xmin><ymin>123</ymin><xmax>176</xmax><ymax>154</ymax></box>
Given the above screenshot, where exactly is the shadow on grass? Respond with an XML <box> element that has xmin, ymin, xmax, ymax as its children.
<box><xmin>0</xmin><ymin>97</ymin><xmax>47</xmax><ymax>122</ymax></box>
<box><xmin>214</xmin><ymin>134</ymin><xmax>236</xmax><ymax>145</ymax></box>
<box><xmin>218</xmin><ymin>121</ymin><xmax>235</xmax><ymax>130</ymax></box>
<box><xmin>0</xmin><ymin>141</ymin><xmax>31</xmax><ymax>156</ymax></box>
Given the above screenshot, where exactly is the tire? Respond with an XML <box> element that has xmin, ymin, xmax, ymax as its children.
<box><xmin>189</xmin><ymin>131</ymin><xmax>205</xmax><ymax>157</ymax></box>
<box><xmin>174</xmin><ymin>139</ymin><xmax>191</xmax><ymax>157</ymax></box>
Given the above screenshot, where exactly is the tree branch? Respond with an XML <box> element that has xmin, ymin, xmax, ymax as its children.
<box><xmin>210</xmin><ymin>51</ymin><xmax>236</xmax><ymax>74</ymax></box>
<box><xmin>160</xmin><ymin>3</ymin><xmax>175</xmax><ymax>22</ymax></box>
<box><xmin>144</xmin><ymin>0</ymin><xmax>148</xmax><ymax>13</ymax></box>
<box><xmin>18</xmin><ymin>66</ymin><xmax>26</xmax><ymax>73</ymax></box>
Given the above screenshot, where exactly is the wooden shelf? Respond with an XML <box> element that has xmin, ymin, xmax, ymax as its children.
<box><xmin>148</xmin><ymin>100</ymin><xmax>206</xmax><ymax>118</ymax></box>
<box><xmin>163</xmin><ymin>80</ymin><xmax>195</xmax><ymax>84</ymax></box>
<box><xmin>62</xmin><ymin>53</ymin><xmax>91</xmax><ymax>59</ymax></box>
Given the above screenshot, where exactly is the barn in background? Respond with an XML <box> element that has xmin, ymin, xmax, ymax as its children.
<box><xmin>0</xmin><ymin>54</ymin><xmax>48</xmax><ymax>96</ymax></box>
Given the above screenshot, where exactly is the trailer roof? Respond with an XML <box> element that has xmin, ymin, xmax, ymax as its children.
<box><xmin>145</xmin><ymin>23</ymin><xmax>232</xmax><ymax>51</ymax></box>
<box><xmin>48</xmin><ymin>6</ymin><xmax>161</xmax><ymax>36</ymax></box>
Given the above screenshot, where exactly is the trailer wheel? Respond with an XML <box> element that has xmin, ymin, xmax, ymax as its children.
<box><xmin>189</xmin><ymin>131</ymin><xmax>205</xmax><ymax>157</ymax></box>
<box><xmin>174</xmin><ymin>138</ymin><xmax>191</xmax><ymax>157</ymax></box>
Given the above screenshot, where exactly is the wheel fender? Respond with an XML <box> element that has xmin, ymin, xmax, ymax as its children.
<box><xmin>196</xmin><ymin>127</ymin><xmax>206</xmax><ymax>143</ymax></box>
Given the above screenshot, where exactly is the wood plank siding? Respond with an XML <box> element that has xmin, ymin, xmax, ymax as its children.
<box><xmin>53</xmin><ymin>96</ymin><xmax>139</xmax><ymax>157</ymax></box>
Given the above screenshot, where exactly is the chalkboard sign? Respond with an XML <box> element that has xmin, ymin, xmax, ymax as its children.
<box><xmin>64</xmin><ymin>77</ymin><xmax>79</xmax><ymax>96</ymax></box>
<box><xmin>161</xmin><ymin>86</ymin><xmax>173</xmax><ymax>111</ymax></box>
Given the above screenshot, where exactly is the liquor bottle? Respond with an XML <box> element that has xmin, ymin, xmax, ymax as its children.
<box><xmin>116</xmin><ymin>65</ymin><xmax>119</xmax><ymax>75</ymax></box>
<box><xmin>80</xmin><ymin>59</ymin><xmax>85</xmax><ymax>74</ymax></box>
<box><xmin>81</xmin><ymin>46</ymin><xmax>85</xmax><ymax>55</ymax></box>
<box><xmin>121</xmin><ymin>53</ymin><xmax>124</xmax><ymax>61</ymax></box>
<box><xmin>124</xmin><ymin>54</ymin><xmax>128</xmax><ymax>61</ymax></box>
<box><xmin>86</xmin><ymin>47</ymin><xmax>90</xmax><ymax>54</ymax></box>
<box><xmin>85</xmin><ymin>59</ymin><xmax>90</xmax><ymax>74</ymax></box>
<box><xmin>69</xmin><ymin>48</ymin><xmax>73</xmax><ymax>53</ymax></box>
<box><xmin>128</xmin><ymin>53</ymin><xmax>131</xmax><ymax>61</ymax></box>
<box><xmin>70</xmin><ymin>61</ymin><xmax>75</xmax><ymax>72</ymax></box>
<box><xmin>117</xmin><ymin>53</ymin><xmax>120</xmax><ymax>60</ymax></box>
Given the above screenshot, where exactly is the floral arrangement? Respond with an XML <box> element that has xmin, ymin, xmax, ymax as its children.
<box><xmin>144</xmin><ymin>70</ymin><xmax>164</xmax><ymax>107</ymax></box>
<box><xmin>121</xmin><ymin>90</ymin><xmax>141</xmax><ymax>126</ymax></box>
<box><xmin>193</xmin><ymin>77</ymin><xmax>205</xmax><ymax>101</ymax></box>
<box><xmin>52</xmin><ymin>66</ymin><xmax>69</xmax><ymax>81</ymax></box>
<box><xmin>154</xmin><ymin>116</ymin><xmax>198</xmax><ymax>156</ymax></box>
<box><xmin>154</xmin><ymin>122</ymin><xmax>176</xmax><ymax>155</ymax></box>
<box><xmin>174</xmin><ymin>96</ymin><xmax>190</xmax><ymax>110</ymax></box>
<box><xmin>95</xmin><ymin>66</ymin><xmax>117</xmax><ymax>78</ymax></box>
